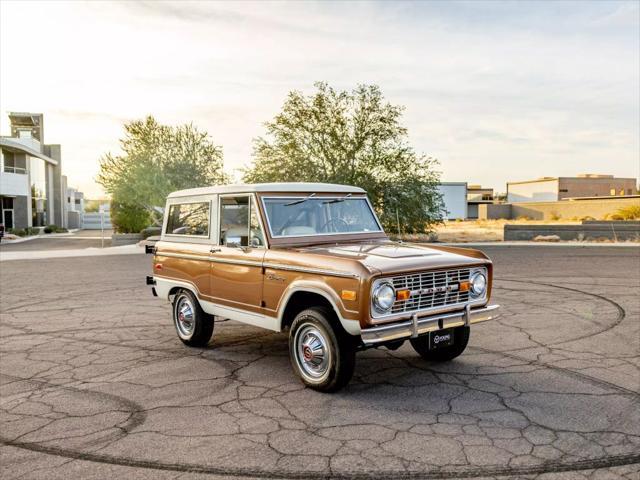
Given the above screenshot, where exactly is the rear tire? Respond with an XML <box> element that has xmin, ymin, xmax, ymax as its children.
<box><xmin>289</xmin><ymin>307</ymin><xmax>356</xmax><ymax>392</ymax></box>
<box><xmin>172</xmin><ymin>289</ymin><xmax>214</xmax><ymax>347</ymax></box>
<box><xmin>410</xmin><ymin>326</ymin><xmax>470</xmax><ymax>362</ymax></box>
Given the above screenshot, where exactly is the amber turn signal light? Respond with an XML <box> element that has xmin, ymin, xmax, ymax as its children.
<box><xmin>459</xmin><ymin>281</ymin><xmax>470</xmax><ymax>292</ymax></box>
<box><xmin>341</xmin><ymin>290</ymin><xmax>357</xmax><ymax>301</ymax></box>
<box><xmin>396</xmin><ymin>289</ymin><xmax>411</xmax><ymax>301</ymax></box>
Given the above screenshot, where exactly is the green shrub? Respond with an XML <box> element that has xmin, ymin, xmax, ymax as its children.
<box><xmin>84</xmin><ymin>199</ymin><xmax>102</xmax><ymax>213</ymax></box>
<box><xmin>5</xmin><ymin>227</ymin><xmax>41</xmax><ymax>236</ymax></box>
<box><xmin>111</xmin><ymin>200</ymin><xmax>151</xmax><ymax>234</ymax></box>
<box><xmin>43</xmin><ymin>225</ymin><xmax>68</xmax><ymax>234</ymax></box>
<box><xmin>615</xmin><ymin>205</ymin><xmax>640</xmax><ymax>220</ymax></box>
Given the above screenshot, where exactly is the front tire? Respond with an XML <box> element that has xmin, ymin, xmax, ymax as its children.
<box><xmin>172</xmin><ymin>289</ymin><xmax>214</xmax><ymax>347</ymax></box>
<box><xmin>410</xmin><ymin>326</ymin><xmax>470</xmax><ymax>362</ymax></box>
<box><xmin>289</xmin><ymin>307</ymin><xmax>356</xmax><ymax>392</ymax></box>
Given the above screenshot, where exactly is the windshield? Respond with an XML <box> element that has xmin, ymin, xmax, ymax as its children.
<box><xmin>262</xmin><ymin>196</ymin><xmax>382</xmax><ymax>238</ymax></box>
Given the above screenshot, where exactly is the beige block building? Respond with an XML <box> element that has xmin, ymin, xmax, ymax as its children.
<box><xmin>507</xmin><ymin>174</ymin><xmax>638</xmax><ymax>203</ymax></box>
<box><xmin>467</xmin><ymin>184</ymin><xmax>494</xmax><ymax>219</ymax></box>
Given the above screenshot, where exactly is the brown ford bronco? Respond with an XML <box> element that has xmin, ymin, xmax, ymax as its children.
<box><xmin>147</xmin><ymin>183</ymin><xmax>499</xmax><ymax>392</ymax></box>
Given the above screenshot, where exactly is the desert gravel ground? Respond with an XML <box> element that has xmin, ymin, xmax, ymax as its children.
<box><xmin>0</xmin><ymin>245</ymin><xmax>639</xmax><ymax>479</ymax></box>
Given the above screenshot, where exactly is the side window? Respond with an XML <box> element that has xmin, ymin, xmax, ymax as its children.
<box><xmin>220</xmin><ymin>196</ymin><xmax>249</xmax><ymax>246</ymax></box>
<box><xmin>219</xmin><ymin>196</ymin><xmax>264</xmax><ymax>247</ymax></box>
<box><xmin>166</xmin><ymin>202</ymin><xmax>210</xmax><ymax>236</ymax></box>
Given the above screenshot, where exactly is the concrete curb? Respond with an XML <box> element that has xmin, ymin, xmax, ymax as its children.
<box><xmin>1</xmin><ymin>235</ymin><xmax>41</xmax><ymax>244</ymax></box>
<box><xmin>441</xmin><ymin>241</ymin><xmax>640</xmax><ymax>248</ymax></box>
<box><xmin>0</xmin><ymin>244</ymin><xmax>144</xmax><ymax>262</ymax></box>
<box><xmin>2</xmin><ymin>240</ymin><xmax>636</xmax><ymax>262</ymax></box>
<box><xmin>112</xmin><ymin>233</ymin><xmax>143</xmax><ymax>246</ymax></box>
<box><xmin>1</xmin><ymin>228</ymin><xmax>83</xmax><ymax>244</ymax></box>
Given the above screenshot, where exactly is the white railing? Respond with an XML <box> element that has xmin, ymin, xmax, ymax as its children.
<box><xmin>83</xmin><ymin>212</ymin><xmax>112</xmax><ymax>230</ymax></box>
<box><xmin>3</xmin><ymin>166</ymin><xmax>27</xmax><ymax>174</ymax></box>
<box><xmin>0</xmin><ymin>170</ymin><xmax>29</xmax><ymax>196</ymax></box>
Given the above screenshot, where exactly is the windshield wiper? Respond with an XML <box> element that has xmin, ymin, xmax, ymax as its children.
<box><xmin>322</xmin><ymin>193</ymin><xmax>352</xmax><ymax>204</ymax></box>
<box><xmin>284</xmin><ymin>193</ymin><xmax>316</xmax><ymax>206</ymax></box>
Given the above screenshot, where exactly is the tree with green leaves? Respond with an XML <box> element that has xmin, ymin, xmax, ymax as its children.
<box><xmin>97</xmin><ymin>116</ymin><xmax>228</xmax><ymax>232</ymax></box>
<box><xmin>243</xmin><ymin>82</ymin><xmax>443</xmax><ymax>233</ymax></box>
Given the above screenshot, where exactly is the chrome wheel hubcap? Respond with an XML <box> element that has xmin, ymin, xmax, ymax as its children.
<box><xmin>295</xmin><ymin>324</ymin><xmax>330</xmax><ymax>380</ymax></box>
<box><xmin>175</xmin><ymin>296</ymin><xmax>195</xmax><ymax>337</ymax></box>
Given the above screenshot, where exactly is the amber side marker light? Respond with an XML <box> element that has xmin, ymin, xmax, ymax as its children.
<box><xmin>396</xmin><ymin>289</ymin><xmax>411</xmax><ymax>301</ymax></box>
<box><xmin>341</xmin><ymin>290</ymin><xmax>357</xmax><ymax>301</ymax></box>
<box><xmin>459</xmin><ymin>281</ymin><xmax>470</xmax><ymax>292</ymax></box>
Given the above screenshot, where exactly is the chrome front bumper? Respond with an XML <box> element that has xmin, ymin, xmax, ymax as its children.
<box><xmin>360</xmin><ymin>304</ymin><xmax>500</xmax><ymax>346</ymax></box>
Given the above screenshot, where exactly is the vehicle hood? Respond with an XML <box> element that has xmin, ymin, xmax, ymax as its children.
<box><xmin>295</xmin><ymin>240</ymin><xmax>490</xmax><ymax>276</ymax></box>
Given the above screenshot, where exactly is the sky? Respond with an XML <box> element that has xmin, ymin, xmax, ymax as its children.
<box><xmin>1</xmin><ymin>0</ymin><xmax>638</xmax><ymax>198</ymax></box>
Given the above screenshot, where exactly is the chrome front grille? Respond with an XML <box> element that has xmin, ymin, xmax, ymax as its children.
<box><xmin>390</xmin><ymin>268</ymin><xmax>471</xmax><ymax>314</ymax></box>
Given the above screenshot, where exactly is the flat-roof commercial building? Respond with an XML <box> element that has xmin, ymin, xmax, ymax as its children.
<box><xmin>507</xmin><ymin>174</ymin><xmax>638</xmax><ymax>203</ymax></box>
<box><xmin>0</xmin><ymin>112</ymin><xmax>66</xmax><ymax>229</ymax></box>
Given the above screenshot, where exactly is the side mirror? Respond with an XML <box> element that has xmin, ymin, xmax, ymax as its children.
<box><xmin>250</xmin><ymin>236</ymin><xmax>262</xmax><ymax>247</ymax></box>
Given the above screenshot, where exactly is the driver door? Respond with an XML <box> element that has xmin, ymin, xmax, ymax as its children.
<box><xmin>209</xmin><ymin>194</ymin><xmax>266</xmax><ymax>314</ymax></box>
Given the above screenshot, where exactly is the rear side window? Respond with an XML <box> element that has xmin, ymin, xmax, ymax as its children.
<box><xmin>166</xmin><ymin>202</ymin><xmax>210</xmax><ymax>236</ymax></box>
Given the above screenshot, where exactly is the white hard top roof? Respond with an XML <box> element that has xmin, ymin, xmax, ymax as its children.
<box><xmin>168</xmin><ymin>182</ymin><xmax>366</xmax><ymax>198</ymax></box>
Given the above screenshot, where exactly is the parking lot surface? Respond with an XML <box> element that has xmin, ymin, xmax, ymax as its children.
<box><xmin>1</xmin><ymin>246</ymin><xmax>639</xmax><ymax>479</ymax></box>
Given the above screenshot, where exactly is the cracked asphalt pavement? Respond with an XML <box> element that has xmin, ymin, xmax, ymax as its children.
<box><xmin>1</xmin><ymin>245</ymin><xmax>639</xmax><ymax>479</ymax></box>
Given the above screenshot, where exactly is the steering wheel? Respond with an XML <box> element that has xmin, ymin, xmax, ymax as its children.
<box><xmin>320</xmin><ymin>218</ymin><xmax>349</xmax><ymax>233</ymax></box>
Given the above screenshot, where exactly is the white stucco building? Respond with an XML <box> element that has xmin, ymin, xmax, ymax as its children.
<box><xmin>66</xmin><ymin>184</ymin><xmax>85</xmax><ymax>229</ymax></box>
<box><xmin>0</xmin><ymin>112</ymin><xmax>84</xmax><ymax>230</ymax></box>
<box><xmin>436</xmin><ymin>182</ymin><xmax>468</xmax><ymax>220</ymax></box>
<box><xmin>0</xmin><ymin>113</ymin><xmax>65</xmax><ymax>229</ymax></box>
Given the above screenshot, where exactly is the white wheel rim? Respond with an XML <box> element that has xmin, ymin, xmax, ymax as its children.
<box><xmin>175</xmin><ymin>295</ymin><xmax>195</xmax><ymax>338</ymax></box>
<box><xmin>294</xmin><ymin>322</ymin><xmax>331</xmax><ymax>382</ymax></box>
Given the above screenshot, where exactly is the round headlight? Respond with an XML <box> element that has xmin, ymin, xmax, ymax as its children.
<box><xmin>373</xmin><ymin>282</ymin><xmax>395</xmax><ymax>312</ymax></box>
<box><xmin>470</xmin><ymin>271</ymin><xmax>487</xmax><ymax>297</ymax></box>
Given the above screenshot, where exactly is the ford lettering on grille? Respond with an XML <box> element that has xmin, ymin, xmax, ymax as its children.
<box><xmin>390</xmin><ymin>268</ymin><xmax>471</xmax><ymax>314</ymax></box>
<box><xmin>416</xmin><ymin>283</ymin><xmax>459</xmax><ymax>296</ymax></box>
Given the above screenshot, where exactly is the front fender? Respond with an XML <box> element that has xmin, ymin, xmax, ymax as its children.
<box><xmin>277</xmin><ymin>281</ymin><xmax>361</xmax><ymax>335</ymax></box>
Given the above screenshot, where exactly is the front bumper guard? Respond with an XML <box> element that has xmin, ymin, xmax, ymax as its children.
<box><xmin>361</xmin><ymin>304</ymin><xmax>500</xmax><ymax>346</ymax></box>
